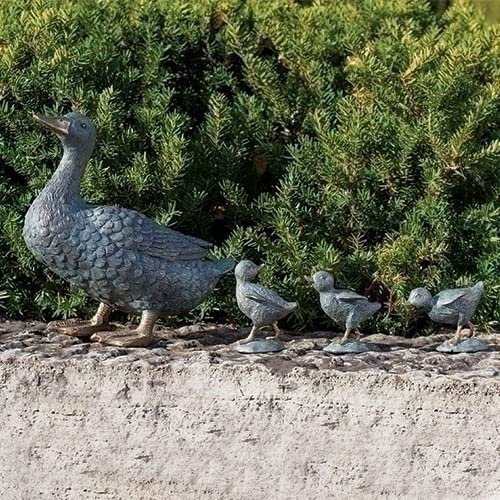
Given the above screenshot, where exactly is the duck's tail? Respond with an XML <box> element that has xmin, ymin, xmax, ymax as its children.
<box><xmin>368</xmin><ymin>301</ymin><xmax>382</xmax><ymax>317</ymax></box>
<box><xmin>214</xmin><ymin>258</ymin><xmax>236</xmax><ymax>274</ymax></box>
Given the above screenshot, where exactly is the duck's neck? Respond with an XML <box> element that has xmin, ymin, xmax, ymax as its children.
<box><xmin>40</xmin><ymin>143</ymin><xmax>91</xmax><ymax>207</ymax></box>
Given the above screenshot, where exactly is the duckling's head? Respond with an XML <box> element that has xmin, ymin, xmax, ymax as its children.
<box><xmin>311</xmin><ymin>271</ymin><xmax>335</xmax><ymax>292</ymax></box>
<box><xmin>235</xmin><ymin>260</ymin><xmax>262</xmax><ymax>282</ymax></box>
<box><xmin>33</xmin><ymin>112</ymin><xmax>96</xmax><ymax>153</ymax></box>
<box><xmin>408</xmin><ymin>287</ymin><xmax>433</xmax><ymax>311</ymax></box>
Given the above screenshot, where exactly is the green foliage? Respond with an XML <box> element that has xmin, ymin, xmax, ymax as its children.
<box><xmin>0</xmin><ymin>0</ymin><xmax>498</xmax><ymax>334</ymax></box>
<box><xmin>477</xmin><ymin>0</ymin><xmax>500</xmax><ymax>23</ymax></box>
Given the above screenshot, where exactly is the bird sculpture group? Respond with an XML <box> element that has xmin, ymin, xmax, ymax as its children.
<box><xmin>23</xmin><ymin>111</ymin><xmax>487</xmax><ymax>353</ymax></box>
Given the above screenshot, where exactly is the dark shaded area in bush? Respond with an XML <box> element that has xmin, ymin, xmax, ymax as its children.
<box><xmin>0</xmin><ymin>0</ymin><xmax>498</xmax><ymax>334</ymax></box>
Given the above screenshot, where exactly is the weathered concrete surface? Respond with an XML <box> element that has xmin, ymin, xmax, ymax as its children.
<box><xmin>0</xmin><ymin>321</ymin><xmax>499</xmax><ymax>499</ymax></box>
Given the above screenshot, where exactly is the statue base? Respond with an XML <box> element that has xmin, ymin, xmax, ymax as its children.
<box><xmin>324</xmin><ymin>339</ymin><xmax>381</xmax><ymax>354</ymax></box>
<box><xmin>436</xmin><ymin>338</ymin><xmax>490</xmax><ymax>354</ymax></box>
<box><xmin>233</xmin><ymin>338</ymin><xmax>285</xmax><ymax>354</ymax></box>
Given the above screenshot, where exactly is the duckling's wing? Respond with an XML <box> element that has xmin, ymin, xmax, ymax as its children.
<box><xmin>243</xmin><ymin>283</ymin><xmax>292</xmax><ymax>310</ymax></box>
<box><xmin>435</xmin><ymin>288</ymin><xmax>475</xmax><ymax>308</ymax></box>
<box><xmin>335</xmin><ymin>290</ymin><xmax>368</xmax><ymax>304</ymax></box>
<box><xmin>85</xmin><ymin>205</ymin><xmax>210</xmax><ymax>261</ymax></box>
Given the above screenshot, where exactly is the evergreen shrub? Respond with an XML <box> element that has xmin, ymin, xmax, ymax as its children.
<box><xmin>0</xmin><ymin>0</ymin><xmax>498</xmax><ymax>334</ymax></box>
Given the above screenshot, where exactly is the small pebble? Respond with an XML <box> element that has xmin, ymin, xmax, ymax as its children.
<box><xmin>4</xmin><ymin>341</ymin><xmax>24</xmax><ymax>350</ymax></box>
<box><xmin>150</xmin><ymin>348</ymin><xmax>170</xmax><ymax>356</ymax></box>
<box><xmin>63</xmin><ymin>345</ymin><xmax>90</xmax><ymax>356</ymax></box>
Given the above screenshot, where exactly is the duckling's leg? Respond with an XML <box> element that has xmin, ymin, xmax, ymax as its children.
<box><xmin>451</xmin><ymin>321</ymin><xmax>476</xmax><ymax>344</ymax></box>
<box><xmin>272</xmin><ymin>322</ymin><xmax>282</xmax><ymax>339</ymax></box>
<box><xmin>451</xmin><ymin>323</ymin><xmax>465</xmax><ymax>345</ymax></box>
<box><xmin>239</xmin><ymin>325</ymin><xmax>258</xmax><ymax>344</ymax></box>
<box><xmin>266</xmin><ymin>322</ymin><xmax>282</xmax><ymax>340</ymax></box>
<box><xmin>340</xmin><ymin>314</ymin><xmax>356</xmax><ymax>344</ymax></box>
<box><xmin>47</xmin><ymin>303</ymin><xmax>113</xmax><ymax>338</ymax></box>
<box><xmin>450</xmin><ymin>314</ymin><xmax>471</xmax><ymax>344</ymax></box>
<box><xmin>340</xmin><ymin>327</ymin><xmax>352</xmax><ymax>344</ymax></box>
<box><xmin>96</xmin><ymin>310</ymin><xmax>159</xmax><ymax>348</ymax></box>
<box><xmin>468</xmin><ymin>322</ymin><xmax>476</xmax><ymax>337</ymax></box>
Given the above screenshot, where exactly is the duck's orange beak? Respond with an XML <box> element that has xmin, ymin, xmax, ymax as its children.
<box><xmin>33</xmin><ymin>114</ymin><xmax>70</xmax><ymax>137</ymax></box>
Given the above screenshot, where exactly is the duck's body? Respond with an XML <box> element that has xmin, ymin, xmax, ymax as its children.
<box><xmin>24</xmin><ymin>112</ymin><xmax>233</xmax><ymax>346</ymax></box>
<box><xmin>311</xmin><ymin>271</ymin><xmax>381</xmax><ymax>343</ymax></box>
<box><xmin>408</xmin><ymin>282</ymin><xmax>484</xmax><ymax>342</ymax></box>
<box><xmin>235</xmin><ymin>260</ymin><xmax>297</xmax><ymax>343</ymax></box>
<box><xmin>24</xmin><ymin>200</ymin><xmax>231</xmax><ymax>315</ymax></box>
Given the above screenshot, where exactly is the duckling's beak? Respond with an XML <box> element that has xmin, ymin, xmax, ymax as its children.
<box><xmin>33</xmin><ymin>114</ymin><xmax>70</xmax><ymax>137</ymax></box>
<box><xmin>304</xmin><ymin>276</ymin><xmax>313</xmax><ymax>283</ymax></box>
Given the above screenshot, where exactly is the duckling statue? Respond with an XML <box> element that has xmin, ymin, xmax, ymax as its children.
<box><xmin>310</xmin><ymin>271</ymin><xmax>381</xmax><ymax>354</ymax></box>
<box><xmin>234</xmin><ymin>260</ymin><xmax>297</xmax><ymax>353</ymax></box>
<box><xmin>408</xmin><ymin>282</ymin><xmax>488</xmax><ymax>353</ymax></box>
<box><xmin>24</xmin><ymin>112</ymin><xmax>234</xmax><ymax>347</ymax></box>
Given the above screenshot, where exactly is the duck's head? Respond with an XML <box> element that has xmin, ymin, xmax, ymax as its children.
<box><xmin>235</xmin><ymin>260</ymin><xmax>262</xmax><ymax>282</ymax></box>
<box><xmin>33</xmin><ymin>112</ymin><xmax>96</xmax><ymax>152</ymax></box>
<box><xmin>310</xmin><ymin>271</ymin><xmax>335</xmax><ymax>292</ymax></box>
<box><xmin>407</xmin><ymin>287</ymin><xmax>433</xmax><ymax>311</ymax></box>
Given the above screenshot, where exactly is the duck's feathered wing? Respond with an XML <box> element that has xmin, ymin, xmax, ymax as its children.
<box><xmin>81</xmin><ymin>205</ymin><xmax>210</xmax><ymax>261</ymax></box>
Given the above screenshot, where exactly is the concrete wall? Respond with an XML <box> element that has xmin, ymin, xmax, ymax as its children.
<box><xmin>0</xmin><ymin>349</ymin><xmax>498</xmax><ymax>499</ymax></box>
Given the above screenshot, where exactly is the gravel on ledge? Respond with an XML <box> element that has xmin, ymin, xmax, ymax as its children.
<box><xmin>0</xmin><ymin>320</ymin><xmax>498</xmax><ymax>382</ymax></box>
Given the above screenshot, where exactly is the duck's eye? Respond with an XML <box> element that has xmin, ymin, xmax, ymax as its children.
<box><xmin>80</xmin><ymin>123</ymin><xmax>87</xmax><ymax>129</ymax></box>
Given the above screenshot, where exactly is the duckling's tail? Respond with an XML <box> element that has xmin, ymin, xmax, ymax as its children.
<box><xmin>287</xmin><ymin>301</ymin><xmax>298</xmax><ymax>312</ymax></box>
<box><xmin>473</xmin><ymin>281</ymin><xmax>485</xmax><ymax>295</ymax></box>
<box><xmin>470</xmin><ymin>282</ymin><xmax>485</xmax><ymax>307</ymax></box>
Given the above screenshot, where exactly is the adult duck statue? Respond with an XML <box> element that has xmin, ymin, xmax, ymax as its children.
<box><xmin>24</xmin><ymin>112</ymin><xmax>234</xmax><ymax>347</ymax></box>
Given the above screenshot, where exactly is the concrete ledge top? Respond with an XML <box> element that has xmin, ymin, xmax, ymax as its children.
<box><xmin>1</xmin><ymin>320</ymin><xmax>498</xmax><ymax>393</ymax></box>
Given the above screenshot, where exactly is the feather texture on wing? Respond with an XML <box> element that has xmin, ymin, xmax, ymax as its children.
<box><xmin>242</xmin><ymin>283</ymin><xmax>295</xmax><ymax>311</ymax></box>
<box><xmin>82</xmin><ymin>205</ymin><xmax>211</xmax><ymax>261</ymax></box>
<box><xmin>435</xmin><ymin>282</ymin><xmax>484</xmax><ymax>309</ymax></box>
<box><xmin>334</xmin><ymin>289</ymin><xmax>369</xmax><ymax>303</ymax></box>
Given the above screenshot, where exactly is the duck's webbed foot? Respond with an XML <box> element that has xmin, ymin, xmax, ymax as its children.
<box><xmin>48</xmin><ymin>303</ymin><xmax>113</xmax><ymax>338</ymax></box>
<box><xmin>93</xmin><ymin>310</ymin><xmax>159</xmax><ymax>348</ymax></box>
<box><xmin>238</xmin><ymin>325</ymin><xmax>259</xmax><ymax>344</ymax></box>
<box><xmin>96</xmin><ymin>330</ymin><xmax>154</xmax><ymax>348</ymax></box>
